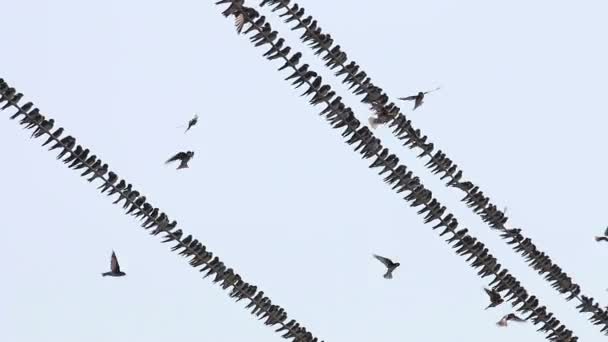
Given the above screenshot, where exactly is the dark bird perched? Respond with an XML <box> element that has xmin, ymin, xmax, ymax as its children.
<box><xmin>101</xmin><ymin>251</ymin><xmax>126</xmax><ymax>277</ymax></box>
<box><xmin>165</xmin><ymin>151</ymin><xmax>194</xmax><ymax>169</ymax></box>
<box><xmin>373</xmin><ymin>254</ymin><xmax>400</xmax><ymax>279</ymax></box>
<box><xmin>595</xmin><ymin>226</ymin><xmax>608</xmax><ymax>242</ymax></box>
<box><xmin>2</xmin><ymin>92</ymin><xmax>22</xmax><ymax>110</ymax></box>
<box><xmin>398</xmin><ymin>87</ymin><xmax>441</xmax><ymax>110</ymax></box>
<box><xmin>42</xmin><ymin>127</ymin><xmax>64</xmax><ymax>147</ymax></box>
<box><xmin>484</xmin><ymin>287</ymin><xmax>504</xmax><ymax>309</ymax></box>
<box><xmin>497</xmin><ymin>313</ymin><xmax>526</xmax><ymax>327</ymax></box>
<box><xmin>184</xmin><ymin>114</ymin><xmax>198</xmax><ymax>133</ymax></box>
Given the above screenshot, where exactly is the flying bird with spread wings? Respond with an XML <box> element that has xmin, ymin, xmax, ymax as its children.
<box><xmin>496</xmin><ymin>313</ymin><xmax>526</xmax><ymax>327</ymax></box>
<box><xmin>102</xmin><ymin>251</ymin><xmax>126</xmax><ymax>277</ymax></box>
<box><xmin>165</xmin><ymin>151</ymin><xmax>195</xmax><ymax>170</ymax></box>
<box><xmin>373</xmin><ymin>254</ymin><xmax>400</xmax><ymax>279</ymax></box>
<box><xmin>595</xmin><ymin>226</ymin><xmax>608</xmax><ymax>242</ymax></box>
<box><xmin>399</xmin><ymin>87</ymin><xmax>441</xmax><ymax>111</ymax></box>
<box><xmin>484</xmin><ymin>287</ymin><xmax>504</xmax><ymax>309</ymax></box>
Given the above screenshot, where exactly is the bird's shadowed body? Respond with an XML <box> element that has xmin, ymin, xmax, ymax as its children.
<box><xmin>399</xmin><ymin>87</ymin><xmax>440</xmax><ymax>111</ymax></box>
<box><xmin>184</xmin><ymin>114</ymin><xmax>198</xmax><ymax>133</ymax></box>
<box><xmin>102</xmin><ymin>251</ymin><xmax>126</xmax><ymax>277</ymax></box>
<box><xmin>484</xmin><ymin>287</ymin><xmax>503</xmax><ymax>309</ymax></box>
<box><xmin>373</xmin><ymin>254</ymin><xmax>400</xmax><ymax>279</ymax></box>
<box><xmin>166</xmin><ymin>151</ymin><xmax>195</xmax><ymax>169</ymax></box>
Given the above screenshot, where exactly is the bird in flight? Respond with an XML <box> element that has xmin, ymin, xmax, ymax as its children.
<box><xmin>102</xmin><ymin>251</ymin><xmax>126</xmax><ymax>277</ymax></box>
<box><xmin>184</xmin><ymin>114</ymin><xmax>199</xmax><ymax>133</ymax></box>
<box><xmin>484</xmin><ymin>288</ymin><xmax>503</xmax><ymax>309</ymax></box>
<box><xmin>373</xmin><ymin>254</ymin><xmax>400</xmax><ymax>279</ymax></box>
<box><xmin>398</xmin><ymin>87</ymin><xmax>441</xmax><ymax>110</ymax></box>
<box><xmin>496</xmin><ymin>313</ymin><xmax>526</xmax><ymax>327</ymax></box>
<box><xmin>165</xmin><ymin>151</ymin><xmax>195</xmax><ymax>170</ymax></box>
<box><xmin>595</xmin><ymin>226</ymin><xmax>608</xmax><ymax>242</ymax></box>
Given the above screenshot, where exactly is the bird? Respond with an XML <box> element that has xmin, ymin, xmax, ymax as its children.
<box><xmin>101</xmin><ymin>251</ymin><xmax>126</xmax><ymax>277</ymax></box>
<box><xmin>373</xmin><ymin>254</ymin><xmax>400</xmax><ymax>279</ymax></box>
<box><xmin>184</xmin><ymin>114</ymin><xmax>199</xmax><ymax>133</ymax></box>
<box><xmin>484</xmin><ymin>288</ymin><xmax>504</xmax><ymax>309</ymax></box>
<box><xmin>595</xmin><ymin>226</ymin><xmax>608</xmax><ymax>242</ymax></box>
<box><xmin>398</xmin><ymin>86</ymin><xmax>441</xmax><ymax>110</ymax></box>
<box><xmin>234</xmin><ymin>12</ymin><xmax>246</xmax><ymax>34</ymax></box>
<box><xmin>496</xmin><ymin>313</ymin><xmax>526</xmax><ymax>327</ymax></box>
<box><xmin>165</xmin><ymin>151</ymin><xmax>194</xmax><ymax>169</ymax></box>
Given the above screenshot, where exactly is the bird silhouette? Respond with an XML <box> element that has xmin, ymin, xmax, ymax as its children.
<box><xmin>595</xmin><ymin>226</ymin><xmax>608</xmax><ymax>242</ymax></box>
<box><xmin>184</xmin><ymin>114</ymin><xmax>199</xmax><ymax>133</ymax></box>
<box><xmin>484</xmin><ymin>288</ymin><xmax>504</xmax><ymax>309</ymax></box>
<box><xmin>102</xmin><ymin>251</ymin><xmax>126</xmax><ymax>277</ymax></box>
<box><xmin>399</xmin><ymin>87</ymin><xmax>441</xmax><ymax>110</ymax></box>
<box><xmin>165</xmin><ymin>151</ymin><xmax>194</xmax><ymax>169</ymax></box>
<box><xmin>373</xmin><ymin>254</ymin><xmax>400</xmax><ymax>279</ymax></box>
<box><xmin>497</xmin><ymin>313</ymin><xmax>526</xmax><ymax>327</ymax></box>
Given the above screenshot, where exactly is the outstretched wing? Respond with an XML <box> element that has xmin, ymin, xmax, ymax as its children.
<box><xmin>111</xmin><ymin>251</ymin><xmax>121</xmax><ymax>273</ymax></box>
<box><xmin>373</xmin><ymin>254</ymin><xmax>392</xmax><ymax>267</ymax></box>
<box><xmin>603</xmin><ymin>225</ymin><xmax>608</xmax><ymax>236</ymax></box>
<box><xmin>423</xmin><ymin>86</ymin><xmax>441</xmax><ymax>94</ymax></box>
<box><xmin>166</xmin><ymin>152</ymin><xmax>186</xmax><ymax>164</ymax></box>
<box><xmin>399</xmin><ymin>95</ymin><xmax>417</xmax><ymax>101</ymax></box>
<box><xmin>507</xmin><ymin>313</ymin><xmax>525</xmax><ymax>322</ymax></box>
<box><xmin>234</xmin><ymin>13</ymin><xmax>246</xmax><ymax>34</ymax></box>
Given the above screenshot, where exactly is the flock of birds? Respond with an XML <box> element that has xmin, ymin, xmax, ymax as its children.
<box><xmin>103</xmin><ymin>114</ymin><xmax>201</xmax><ymax>275</ymax></box>
<box><xmin>222</xmin><ymin>1</ymin><xmax>596</xmax><ymax>339</ymax></box>
<box><xmin>372</xmin><ymin>254</ymin><xmax>527</xmax><ymax>328</ymax></box>
<box><xmin>3</xmin><ymin>0</ymin><xmax>607</xmax><ymax>340</ymax></box>
<box><xmin>103</xmin><ymin>114</ymin><xmax>200</xmax><ymax>276</ymax></box>
<box><xmin>0</xmin><ymin>77</ymin><xmax>326</xmax><ymax>342</ymax></box>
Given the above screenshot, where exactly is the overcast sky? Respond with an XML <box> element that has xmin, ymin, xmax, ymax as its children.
<box><xmin>1</xmin><ymin>0</ymin><xmax>608</xmax><ymax>341</ymax></box>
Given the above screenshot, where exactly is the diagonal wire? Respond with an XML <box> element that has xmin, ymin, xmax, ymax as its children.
<box><xmin>209</xmin><ymin>3</ymin><xmax>579</xmax><ymax>340</ymax></box>
<box><xmin>250</xmin><ymin>0</ymin><xmax>608</xmax><ymax>332</ymax></box>
<box><xmin>0</xmin><ymin>78</ymin><xmax>324</xmax><ymax>342</ymax></box>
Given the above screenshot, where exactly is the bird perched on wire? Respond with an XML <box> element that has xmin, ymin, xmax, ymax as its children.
<box><xmin>373</xmin><ymin>254</ymin><xmax>400</xmax><ymax>279</ymax></box>
<box><xmin>484</xmin><ymin>288</ymin><xmax>503</xmax><ymax>309</ymax></box>
<box><xmin>165</xmin><ymin>151</ymin><xmax>195</xmax><ymax>170</ymax></box>
<box><xmin>102</xmin><ymin>251</ymin><xmax>126</xmax><ymax>277</ymax></box>
<box><xmin>496</xmin><ymin>313</ymin><xmax>526</xmax><ymax>327</ymax></box>
<box><xmin>399</xmin><ymin>87</ymin><xmax>441</xmax><ymax>110</ymax></box>
<box><xmin>595</xmin><ymin>226</ymin><xmax>608</xmax><ymax>242</ymax></box>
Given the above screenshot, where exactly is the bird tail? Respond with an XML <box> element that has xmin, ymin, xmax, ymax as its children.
<box><xmin>177</xmin><ymin>162</ymin><xmax>189</xmax><ymax>170</ymax></box>
<box><xmin>595</xmin><ymin>236</ymin><xmax>602</xmax><ymax>242</ymax></box>
<box><xmin>496</xmin><ymin>319</ymin><xmax>507</xmax><ymax>327</ymax></box>
<box><xmin>383</xmin><ymin>270</ymin><xmax>393</xmax><ymax>279</ymax></box>
<box><xmin>368</xmin><ymin>117</ymin><xmax>379</xmax><ymax>129</ymax></box>
<box><xmin>101</xmin><ymin>272</ymin><xmax>111</xmax><ymax>277</ymax></box>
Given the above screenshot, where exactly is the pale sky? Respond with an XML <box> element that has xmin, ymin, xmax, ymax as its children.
<box><xmin>1</xmin><ymin>1</ymin><xmax>608</xmax><ymax>341</ymax></box>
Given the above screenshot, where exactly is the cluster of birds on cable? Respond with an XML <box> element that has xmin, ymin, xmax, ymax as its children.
<box><xmin>3</xmin><ymin>0</ymin><xmax>605</xmax><ymax>340</ymax></box>
<box><xmin>0</xmin><ymin>77</ymin><xmax>324</xmax><ymax>342</ymax></box>
<box><xmin>213</xmin><ymin>1</ymin><xmax>589</xmax><ymax>340</ymax></box>
<box><xmin>231</xmin><ymin>0</ymin><xmax>608</xmax><ymax>336</ymax></box>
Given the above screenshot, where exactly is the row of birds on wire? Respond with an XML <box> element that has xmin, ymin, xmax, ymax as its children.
<box><xmin>0</xmin><ymin>78</ymin><xmax>324</xmax><ymax>342</ymax></box>
<box><xmin>222</xmin><ymin>0</ymin><xmax>608</xmax><ymax>335</ymax></box>
<box><xmin>2</xmin><ymin>1</ymin><xmax>602</xmax><ymax>341</ymax></box>
<box><xmin>216</xmin><ymin>3</ymin><xmax>583</xmax><ymax>341</ymax></box>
